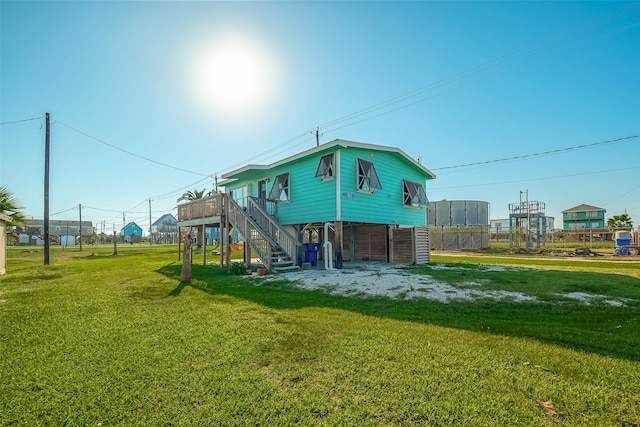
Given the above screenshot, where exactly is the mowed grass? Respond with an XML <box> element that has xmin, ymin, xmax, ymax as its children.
<box><xmin>1</xmin><ymin>245</ymin><xmax>639</xmax><ymax>426</ymax></box>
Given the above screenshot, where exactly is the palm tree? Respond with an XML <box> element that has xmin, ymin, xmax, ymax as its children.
<box><xmin>176</xmin><ymin>188</ymin><xmax>207</xmax><ymax>203</ymax></box>
<box><xmin>1</xmin><ymin>187</ymin><xmax>26</xmax><ymax>243</ymax></box>
<box><xmin>176</xmin><ymin>188</ymin><xmax>208</xmax><ymax>248</ymax></box>
<box><xmin>607</xmin><ymin>213</ymin><xmax>633</xmax><ymax>230</ymax></box>
<box><xmin>0</xmin><ymin>186</ymin><xmax>26</xmax><ymax>227</ymax></box>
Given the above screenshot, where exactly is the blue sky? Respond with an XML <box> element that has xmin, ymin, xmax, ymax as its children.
<box><xmin>1</xmin><ymin>1</ymin><xmax>639</xmax><ymax>233</ymax></box>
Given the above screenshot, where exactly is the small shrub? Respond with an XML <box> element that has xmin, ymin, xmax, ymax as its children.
<box><xmin>230</xmin><ymin>262</ymin><xmax>248</xmax><ymax>275</ymax></box>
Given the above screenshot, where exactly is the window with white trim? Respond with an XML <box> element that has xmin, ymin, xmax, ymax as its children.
<box><xmin>229</xmin><ymin>184</ymin><xmax>249</xmax><ymax>207</ymax></box>
<box><xmin>402</xmin><ymin>179</ymin><xmax>428</xmax><ymax>207</ymax></box>
<box><xmin>315</xmin><ymin>154</ymin><xmax>334</xmax><ymax>179</ymax></box>
<box><xmin>357</xmin><ymin>158</ymin><xmax>382</xmax><ymax>192</ymax></box>
<box><xmin>269</xmin><ymin>173</ymin><xmax>290</xmax><ymax>201</ymax></box>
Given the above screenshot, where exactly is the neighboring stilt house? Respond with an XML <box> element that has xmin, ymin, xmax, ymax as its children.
<box><xmin>177</xmin><ymin>139</ymin><xmax>435</xmax><ymax>271</ymax></box>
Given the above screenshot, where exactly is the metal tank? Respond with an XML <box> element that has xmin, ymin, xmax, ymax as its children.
<box><xmin>427</xmin><ymin>200</ymin><xmax>490</xmax><ymax>250</ymax></box>
<box><xmin>427</xmin><ymin>200</ymin><xmax>490</xmax><ymax>226</ymax></box>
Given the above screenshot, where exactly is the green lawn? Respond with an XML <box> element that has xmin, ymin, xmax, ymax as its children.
<box><xmin>1</xmin><ymin>245</ymin><xmax>639</xmax><ymax>426</ymax></box>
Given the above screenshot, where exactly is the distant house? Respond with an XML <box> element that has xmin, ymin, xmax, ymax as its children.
<box><xmin>151</xmin><ymin>214</ymin><xmax>178</xmax><ymax>243</ymax></box>
<box><xmin>177</xmin><ymin>139</ymin><xmax>436</xmax><ymax>270</ymax></box>
<box><xmin>491</xmin><ymin>217</ymin><xmax>555</xmax><ymax>233</ymax></box>
<box><xmin>1</xmin><ymin>213</ymin><xmax>11</xmax><ymax>275</ymax></box>
<box><xmin>17</xmin><ymin>219</ymin><xmax>94</xmax><ymax>245</ymax></box>
<box><xmin>562</xmin><ymin>204</ymin><xmax>606</xmax><ymax>230</ymax></box>
<box><xmin>121</xmin><ymin>222</ymin><xmax>143</xmax><ymax>243</ymax></box>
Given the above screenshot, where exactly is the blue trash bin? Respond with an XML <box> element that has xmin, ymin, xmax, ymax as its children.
<box><xmin>304</xmin><ymin>243</ymin><xmax>319</xmax><ymax>266</ymax></box>
<box><xmin>615</xmin><ymin>238</ymin><xmax>631</xmax><ymax>255</ymax></box>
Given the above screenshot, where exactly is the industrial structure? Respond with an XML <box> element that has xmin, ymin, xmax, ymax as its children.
<box><xmin>508</xmin><ymin>191</ymin><xmax>550</xmax><ymax>250</ymax></box>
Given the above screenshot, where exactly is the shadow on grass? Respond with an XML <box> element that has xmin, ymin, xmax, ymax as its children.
<box><xmin>156</xmin><ymin>263</ymin><xmax>640</xmax><ymax>362</ymax></box>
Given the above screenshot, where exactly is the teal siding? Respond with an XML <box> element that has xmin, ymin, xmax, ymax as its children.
<box><xmin>562</xmin><ymin>209</ymin><xmax>606</xmax><ymax>229</ymax></box>
<box><xmin>225</xmin><ymin>150</ymin><xmax>338</xmax><ymax>225</ymax></box>
<box><xmin>222</xmin><ymin>142</ymin><xmax>433</xmax><ymax>227</ymax></box>
<box><xmin>275</xmin><ymin>153</ymin><xmax>337</xmax><ymax>224</ymax></box>
<box><xmin>338</xmin><ymin>147</ymin><xmax>427</xmax><ymax>226</ymax></box>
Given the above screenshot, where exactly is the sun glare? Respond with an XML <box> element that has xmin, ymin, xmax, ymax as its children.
<box><xmin>190</xmin><ymin>34</ymin><xmax>279</xmax><ymax>120</ymax></box>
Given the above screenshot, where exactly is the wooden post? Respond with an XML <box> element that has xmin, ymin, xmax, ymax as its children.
<box><xmin>219</xmin><ymin>224</ymin><xmax>223</xmax><ymax>268</ymax></box>
<box><xmin>178</xmin><ymin>226</ymin><xmax>181</xmax><ymax>261</ymax></box>
<box><xmin>202</xmin><ymin>224</ymin><xmax>207</xmax><ymax>265</ymax></box>
<box><xmin>224</xmin><ymin>196</ymin><xmax>230</xmax><ymax>267</ymax></box>
<box><xmin>334</xmin><ymin>220</ymin><xmax>343</xmax><ymax>269</ymax></box>
<box><xmin>79</xmin><ymin>203</ymin><xmax>83</xmax><ymax>252</ymax></box>
<box><xmin>112</xmin><ymin>231</ymin><xmax>118</xmax><ymax>255</ymax></box>
<box><xmin>244</xmin><ymin>217</ymin><xmax>251</xmax><ymax>267</ymax></box>
<box><xmin>180</xmin><ymin>232</ymin><xmax>193</xmax><ymax>283</ymax></box>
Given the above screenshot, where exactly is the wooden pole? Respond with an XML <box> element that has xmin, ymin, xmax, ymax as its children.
<box><xmin>202</xmin><ymin>224</ymin><xmax>207</xmax><ymax>265</ymax></box>
<box><xmin>224</xmin><ymin>204</ymin><xmax>230</xmax><ymax>268</ymax></box>
<box><xmin>180</xmin><ymin>232</ymin><xmax>193</xmax><ymax>283</ymax></box>
<box><xmin>79</xmin><ymin>203</ymin><xmax>82</xmax><ymax>251</ymax></box>
<box><xmin>149</xmin><ymin>198</ymin><xmax>152</xmax><ymax>245</ymax></box>
<box><xmin>44</xmin><ymin>113</ymin><xmax>50</xmax><ymax>265</ymax></box>
<box><xmin>244</xmin><ymin>217</ymin><xmax>251</xmax><ymax>267</ymax></box>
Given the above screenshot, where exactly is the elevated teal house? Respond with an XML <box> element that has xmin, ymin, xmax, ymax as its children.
<box><xmin>562</xmin><ymin>204</ymin><xmax>606</xmax><ymax>229</ymax></box>
<box><xmin>178</xmin><ymin>139</ymin><xmax>435</xmax><ymax>270</ymax></box>
<box><xmin>121</xmin><ymin>222</ymin><xmax>143</xmax><ymax>242</ymax></box>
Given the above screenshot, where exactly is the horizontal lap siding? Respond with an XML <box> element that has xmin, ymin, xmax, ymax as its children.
<box><xmin>275</xmin><ymin>155</ymin><xmax>337</xmax><ymax>225</ymax></box>
<box><xmin>225</xmin><ymin>154</ymin><xmax>338</xmax><ymax>226</ymax></box>
<box><xmin>339</xmin><ymin>148</ymin><xmax>427</xmax><ymax>226</ymax></box>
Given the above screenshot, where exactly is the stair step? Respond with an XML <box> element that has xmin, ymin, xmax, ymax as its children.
<box><xmin>273</xmin><ymin>264</ymin><xmax>300</xmax><ymax>273</ymax></box>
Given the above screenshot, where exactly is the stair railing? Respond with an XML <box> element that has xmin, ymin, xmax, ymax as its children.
<box><xmin>226</xmin><ymin>196</ymin><xmax>277</xmax><ymax>270</ymax></box>
<box><xmin>247</xmin><ymin>197</ymin><xmax>302</xmax><ymax>265</ymax></box>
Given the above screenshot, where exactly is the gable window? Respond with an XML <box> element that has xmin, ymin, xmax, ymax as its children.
<box><xmin>315</xmin><ymin>154</ymin><xmax>334</xmax><ymax>179</ymax></box>
<box><xmin>269</xmin><ymin>173</ymin><xmax>290</xmax><ymax>201</ymax></box>
<box><xmin>402</xmin><ymin>179</ymin><xmax>428</xmax><ymax>207</ymax></box>
<box><xmin>357</xmin><ymin>158</ymin><xmax>382</xmax><ymax>192</ymax></box>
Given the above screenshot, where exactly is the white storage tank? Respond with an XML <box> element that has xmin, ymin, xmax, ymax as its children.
<box><xmin>427</xmin><ymin>200</ymin><xmax>490</xmax><ymax>250</ymax></box>
<box><xmin>427</xmin><ymin>200</ymin><xmax>490</xmax><ymax>226</ymax></box>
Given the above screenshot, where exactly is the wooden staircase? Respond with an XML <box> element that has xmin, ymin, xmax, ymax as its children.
<box><xmin>226</xmin><ymin>196</ymin><xmax>302</xmax><ymax>273</ymax></box>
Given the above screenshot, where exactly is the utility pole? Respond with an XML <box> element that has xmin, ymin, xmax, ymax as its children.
<box><xmin>79</xmin><ymin>203</ymin><xmax>83</xmax><ymax>251</ymax></box>
<box><xmin>44</xmin><ymin>112</ymin><xmax>50</xmax><ymax>265</ymax></box>
<box><xmin>311</xmin><ymin>126</ymin><xmax>323</xmax><ymax>147</ymax></box>
<box><xmin>148</xmin><ymin>198</ymin><xmax>152</xmax><ymax>245</ymax></box>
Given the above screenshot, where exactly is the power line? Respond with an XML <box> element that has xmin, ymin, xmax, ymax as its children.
<box><xmin>430</xmin><ymin>165</ymin><xmax>640</xmax><ymax>190</ymax></box>
<box><xmin>0</xmin><ymin>116</ymin><xmax>43</xmax><ymax>125</ymax></box>
<box><xmin>315</xmin><ymin>3</ymin><xmax>640</xmax><ymax>135</ymax></box>
<box><xmin>216</xmin><ymin>2</ymin><xmax>639</xmax><ymax>170</ymax></box>
<box><xmin>431</xmin><ymin>135</ymin><xmax>639</xmax><ymax>171</ymax></box>
<box><xmin>50</xmin><ymin>205</ymin><xmax>78</xmax><ymax>216</ymax></box>
<box><xmin>216</xmin><ymin>131</ymin><xmax>311</xmax><ymax>176</ymax></box>
<box><xmin>55</xmin><ymin>119</ymin><xmax>211</xmax><ymax>177</ymax></box>
<box><xmin>151</xmin><ymin>176</ymin><xmax>213</xmax><ymax>200</ymax></box>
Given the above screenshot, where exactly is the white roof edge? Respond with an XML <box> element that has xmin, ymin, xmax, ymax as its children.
<box><xmin>221</xmin><ymin>138</ymin><xmax>435</xmax><ymax>179</ymax></box>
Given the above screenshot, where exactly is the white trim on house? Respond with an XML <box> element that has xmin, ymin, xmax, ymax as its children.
<box><xmin>218</xmin><ymin>139</ymin><xmax>436</xmax><ymax>185</ymax></box>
